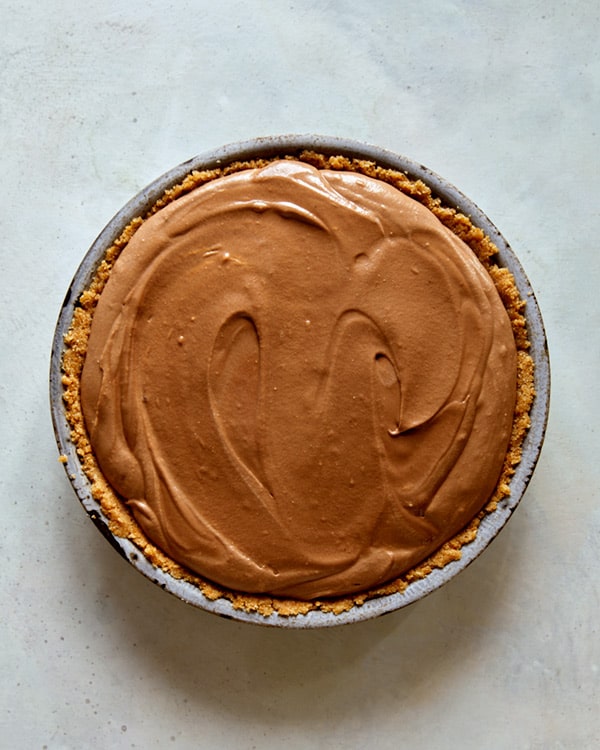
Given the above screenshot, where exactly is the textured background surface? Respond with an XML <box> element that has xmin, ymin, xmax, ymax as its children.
<box><xmin>1</xmin><ymin>2</ymin><xmax>598</xmax><ymax>748</ymax></box>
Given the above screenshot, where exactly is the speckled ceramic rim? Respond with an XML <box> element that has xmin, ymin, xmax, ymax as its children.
<box><xmin>50</xmin><ymin>135</ymin><xmax>550</xmax><ymax>628</ymax></box>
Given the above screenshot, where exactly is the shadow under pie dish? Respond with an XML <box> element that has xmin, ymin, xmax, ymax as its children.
<box><xmin>50</xmin><ymin>135</ymin><xmax>549</xmax><ymax>627</ymax></box>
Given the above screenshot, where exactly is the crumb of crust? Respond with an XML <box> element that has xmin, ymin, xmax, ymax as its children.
<box><xmin>61</xmin><ymin>152</ymin><xmax>534</xmax><ymax>618</ymax></box>
<box><xmin>58</xmin><ymin>454</ymin><xmax>68</xmax><ymax>464</ymax></box>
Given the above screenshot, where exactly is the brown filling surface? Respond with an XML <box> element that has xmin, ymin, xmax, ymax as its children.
<box><xmin>62</xmin><ymin>152</ymin><xmax>534</xmax><ymax>615</ymax></box>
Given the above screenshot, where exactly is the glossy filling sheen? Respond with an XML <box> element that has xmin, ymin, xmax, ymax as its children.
<box><xmin>80</xmin><ymin>160</ymin><xmax>517</xmax><ymax>600</ymax></box>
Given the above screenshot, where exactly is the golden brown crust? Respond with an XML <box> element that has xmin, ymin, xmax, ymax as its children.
<box><xmin>61</xmin><ymin>152</ymin><xmax>534</xmax><ymax>617</ymax></box>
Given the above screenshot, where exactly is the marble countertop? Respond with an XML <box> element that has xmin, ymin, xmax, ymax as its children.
<box><xmin>2</xmin><ymin>2</ymin><xmax>598</xmax><ymax>748</ymax></box>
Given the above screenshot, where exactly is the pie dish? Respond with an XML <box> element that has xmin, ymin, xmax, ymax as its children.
<box><xmin>50</xmin><ymin>136</ymin><xmax>550</xmax><ymax>627</ymax></box>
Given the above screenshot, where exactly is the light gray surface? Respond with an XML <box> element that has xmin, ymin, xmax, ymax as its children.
<box><xmin>1</xmin><ymin>1</ymin><xmax>598</xmax><ymax>747</ymax></box>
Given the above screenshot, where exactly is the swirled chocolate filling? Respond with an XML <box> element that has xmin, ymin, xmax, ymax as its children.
<box><xmin>79</xmin><ymin>160</ymin><xmax>517</xmax><ymax>600</ymax></box>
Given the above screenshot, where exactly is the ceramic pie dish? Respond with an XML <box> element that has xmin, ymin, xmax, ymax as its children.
<box><xmin>50</xmin><ymin>135</ymin><xmax>550</xmax><ymax>627</ymax></box>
